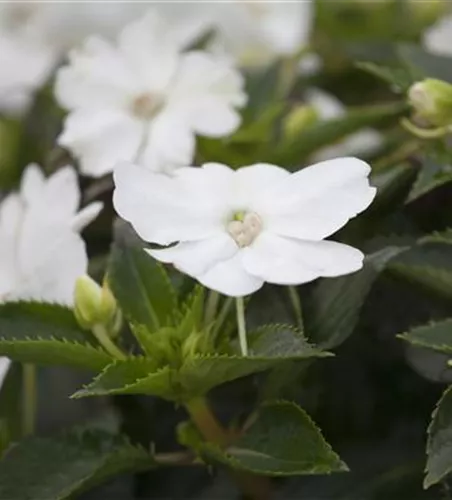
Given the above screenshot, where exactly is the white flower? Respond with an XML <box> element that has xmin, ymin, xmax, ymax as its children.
<box><xmin>424</xmin><ymin>14</ymin><xmax>452</xmax><ymax>57</ymax></box>
<box><xmin>305</xmin><ymin>89</ymin><xmax>383</xmax><ymax>161</ymax></box>
<box><xmin>205</xmin><ymin>0</ymin><xmax>313</xmax><ymax>66</ymax></box>
<box><xmin>113</xmin><ymin>158</ymin><xmax>376</xmax><ymax>297</ymax></box>
<box><xmin>0</xmin><ymin>164</ymin><xmax>102</xmax><ymax>304</ymax></box>
<box><xmin>55</xmin><ymin>10</ymin><xmax>246</xmax><ymax>177</ymax></box>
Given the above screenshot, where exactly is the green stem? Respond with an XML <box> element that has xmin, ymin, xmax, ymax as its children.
<box><xmin>400</xmin><ymin>117</ymin><xmax>448</xmax><ymax>139</ymax></box>
<box><xmin>211</xmin><ymin>297</ymin><xmax>233</xmax><ymax>340</ymax></box>
<box><xmin>236</xmin><ymin>297</ymin><xmax>248</xmax><ymax>356</ymax></box>
<box><xmin>288</xmin><ymin>286</ymin><xmax>303</xmax><ymax>330</ymax></box>
<box><xmin>204</xmin><ymin>291</ymin><xmax>220</xmax><ymax>328</ymax></box>
<box><xmin>92</xmin><ymin>324</ymin><xmax>126</xmax><ymax>360</ymax></box>
<box><xmin>185</xmin><ymin>397</ymin><xmax>271</xmax><ymax>500</ymax></box>
<box><xmin>22</xmin><ymin>364</ymin><xmax>37</xmax><ymax>436</ymax></box>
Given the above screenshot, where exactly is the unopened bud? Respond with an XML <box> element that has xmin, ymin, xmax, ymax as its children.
<box><xmin>284</xmin><ymin>105</ymin><xmax>319</xmax><ymax>139</ymax></box>
<box><xmin>408</xmin><ymin>79</ymin><xmax>452</xmax><ymax>127</ymax></box>
<box><xmin>73</xmin><ymin>275</ymin><xmax>118</xmax><ymax>331</ymax></box>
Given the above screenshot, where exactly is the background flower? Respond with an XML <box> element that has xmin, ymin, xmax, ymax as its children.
<box><xmin>55</xmin><ymin>10</ymin><xmax>246</xmax><ymax>177</ymax></box>
<box><xmin>113</xmin><ymin>158</ymin><xmax>375</xmax><ymax>297</ymax></box>
<box><xmin>424</xmin><ymin>14</ymin><xmax>452</xmax><ymax>56</ymax></box>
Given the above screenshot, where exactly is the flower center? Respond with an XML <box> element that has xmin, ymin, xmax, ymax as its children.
<box><xmin>131</xmin><ymin>93</ymin><xmax>164</xmax><ymax>120</ymax></box>
<box><xmin>227</xmin><ymin>211</ymin><xmax>262</xmax><ymax>248</ymax></box>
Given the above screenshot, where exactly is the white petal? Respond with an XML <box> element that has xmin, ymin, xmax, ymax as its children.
<box><xmin>55</xmin><ymin>36</ymin><xmax>138</xmax><ymax>111</ymax></box>
<box><xmin>0</xmin><ymin>358</ymin><xmax>11</xmax><ymax>389</ymax></box>
<box><xmin>198</xmin><ymin>252</ymin><xmax>263</xmax><ymax>297</ymax></box>
<box><xmin>71</xmin><ymin>202</ymin><xmax>103</xmax><ymax>232</ymax></box>
<box><xmin>58</xmin><ymin>108</ymin><xmax>143</xmax><ymax>177</ymax></box>
<box><xmin>118</xmin><ymin>10</ymin><xmax>180</xmax><ymax>91</ymax></box>
<box><xmin>261</xmin><ymin>157</ymin><xmax>376</xmax><ymax>240</ymax></box>
<box><xmin>242</xmin><ymin>232</ymin><xmax>363</xmax><ymax>285</ymax></box>
<box><xmin>424</xmin><ymin>15</ymin><xmax>452</xmax><ymax>57</ymax></box>
<box><xmin>139</xmin><ymin>111</ymin><xmax>196</xmax><ymax>173</ymax></box>
<box><xmin>113</xmin><ymin>162</ymin><xmax>231</xmax><ymax>245</ymax></box>
<box><xmin>13</xmin><ymin>226</ymin><xmax>88</xmax><ymax>305</ymax></box>
<box><xmin>20</xmin><ymin>164</ymin><xmax>46</xmax><ymax>204</ymax></box>
<box><xmin>147</xmin><ymin>233</ymin><xmax>237</xmax><ymax>277</ymax></box>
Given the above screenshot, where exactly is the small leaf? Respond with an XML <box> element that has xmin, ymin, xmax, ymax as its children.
<box><xmin>108</xmin><ymin>237</ymin><xmax>177</xmax><ymax>331</ymax></box>
<box><xmin>191</xmin><ymin>401</ymin><xmax>347</xmax><ymax>475</ymax></box>
<box><xmin>0</xmin><ymin>302</ymin><xmax>112</xmax><ymax>371</ymax></box>
<box><xmin>425</xmin><ymin>386</ymin><xmax>452</xmax><ymax>488</ymax></box>
<box><xmin>273</xmin><ymin>102</ymin><xmax>407</xmax><ymax>167</ymax></box>
<box><xmin>408</xmin><ymin>156</ymin><xmax>452</xmax><ymax>202</ymax></box>
<box><xmin>303</xmin><ymin>248</ymin><xmax>403</xmax><ymax>348</ymax></box>
<box><xmin>356</xmin><ymin>61</ymin><xmax>414</xmax><ymax>92</ymax></box>
<box><xmin>398</xmin><ymin>319</ymin><xmax>452</xmax><ymax>355</ymax></box>
<box><xmin>390</xmin><ymin>241</ymin><xmax>452</xmax><ymax>301</ymax></box>
<box><xmin>0</xmin><ymin>428</ymin><xmax>155</xmax><ymax>500</ymax></box>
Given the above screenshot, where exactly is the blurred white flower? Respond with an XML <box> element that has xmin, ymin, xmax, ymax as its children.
<box><xmin>55</xmin><ymin>10</ymin><xmax>246</xmax><ymax>177</ymax></box>
<box><xmin>205</xmin><ymin>0</ymin><xmax>313</xmax><ymax>66</ymax></box>
<box><xmin>0</xmin><ymin>356</ymin><xmax>10</xmax><ymax>389</ymax></box>
<box><xmin>113</xmin><ymin>158</ymin><xmax>375</xmax><ymax>297</ymax></box>
<box><xmin>306</xmin><ymin>89</ymin><xmax>383</xmax><ymax>161</ymax></box>
<box><xmin>424</xmin><ymin>14</ymin><xmax>452</xmax><ymax>56</ymax></box>
<box><xmin>0</xmin><ymin>164</ymin><xmax>102</xmax><ymax>304</ymax></box>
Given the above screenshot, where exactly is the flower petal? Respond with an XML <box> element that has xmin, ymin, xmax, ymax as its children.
<box><xmin>20</xmin><ymin>164</ymin><xmax>46</xmax><ymax>204</ymax></box>
<box><xmin>147</xmin><ymin>233</ymin><xmax>237</xmax><ymax>277</ymax></box>
<box><xmin>71</xmin><ymin>202</ymin><xmax>103</xmax><ymax>232</ymax></box>
<box><xmin>261</xmin><ymin>157</ymin><xmax>376</xmax><ymax>240</ymax></box>
<box><xmin>198</xmin><ymin>252</ymin><xmax>263</xmax><ymax>297</ymax></box>
<box><xmin>242</xmin><ymin>232</ymin><xmax>364</xmax><ymax>285</ymax></box>
<box><xmin>113</xmin><ymin>162</ymin><xmax>231</xmax><ymax>245</ymax></box>
<box><xmin>58</xmin><ymin>108</ymin><xmax>143</xmax><ymax>177</ymax></box>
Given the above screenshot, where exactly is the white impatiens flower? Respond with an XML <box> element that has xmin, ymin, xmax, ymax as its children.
<box><xmin>0</xmin><ymin>164</ymin><xmax>102</xmax><ymax>303</ymax></box>
<box><xmin>424</xmin><ymin>14</ymin><xmax>452</xmax><ymax>57</ymax></box>
<box><xmin>305</xmin><ymin>89</ymin><xmax>383</xmax><ymax>161</ymax></box>
<box><xmin>55</xmin><ymin>10</ymin><xmax>246</xmax><ymax>177</ymax></box>
<box><xmin>113</xmin><ymin>158</ymin><xmax>376</xmax><ymax>297</ymax></box>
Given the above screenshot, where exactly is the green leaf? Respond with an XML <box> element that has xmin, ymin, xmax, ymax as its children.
<box><xmin>73</xmin><ymin>327</ymin><xmax>328</xmax><ymax>401</ymax></box>
<box><xmin>356</xmin><ymin>61</ymin><xmax>414</xmax><ymax>92</ymax></box>
<box><xmin>0</xmin><ymin>302</ymin><xmax>112</xmax><ymax>371</ymax></box>
<box><xmin>408</xmin><ymin>156</ymin><xmax>452</xmax><ymax>202</ymax></box>
<box><xmin>0</xmin><ymin>428</ymin><xmax>155</xmax><ymax>500</ymax></box>
<box><xmin>272</xmin><ymin>102</ymin><xmax>407</xmax><ymax>167</ymax></box>
<box><xmin>390</xmin><ymin>241</ymin><xmax>452</xmax><ymax>301</ymax></box>
<box><xmin>190</xmin><ymin>401</ymin><xmax>347</xmax><ymax>475</ymax></box>
<box><xmin>425</xmin><ymin>386</ymin><xmax>452</xmax><ymax>488</ymax></box>
<box><xmin>398</xmin><ymin>319</ymin><xmax>452</xmax><ymax>355</ymax></box>
<box><xmin>303</xmin><ymin>248</ymin><xmax>403</xmax><ymax>349</ymax></box>
<box><xmin>108</xmin><ymin>238</ymin><xmax>177</xmax><ymax>331</ymax></box>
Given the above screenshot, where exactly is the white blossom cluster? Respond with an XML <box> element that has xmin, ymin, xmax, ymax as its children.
<box><xmin>0</xmin><ymin>2</ymin><xmax>381</xmax><ymax>384</ymax></box>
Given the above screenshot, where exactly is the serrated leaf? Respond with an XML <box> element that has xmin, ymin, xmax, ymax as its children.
<box><xmin>390</xmin><ymin>241</ymin><xmax>452</xmax><ymax>301</ymax></box>
<box><xmin>190</xmin><ymin>401</ymin><xmax>347</xmax><ymax>475</ymax></box>
<box><xmin>0</xmin><ymin>302</ymin><xmax>112</xmax><ymax>371</ymax></box>
<box><xmin>408</xmin><ymin>157</ymin><xmax>452</xmax><ymax>202</ymax></box>
<box><xmin>272</xmin><ymin>102</ymin><xmax>407</xmax><ymax>168</ymax></box>
<box><xmin>425</xmin><ymin>386</ymin><xmax>452</xmax><ymax>488</ymax></box>
<box><xmin>398</xmin><ymin>319</ymin><xmax>452</xmax><ymax>355</ymax></box>
<box><xmin>0</xmin><ymin>428</ymin><xmax>155</xmax><ymax>500</ymax></box>
<box><xmin>108</xmin><ymin>239</ymin><xmax>177</xmax><ymax>331</ymax></box>
<box><xmin>303</xmin><ymin>248</ymin><xmax>403</xmax><ymax>349</ymax></box>
<box><xmin>74</xmin><ymin>327</ymin><xmax>328</xmax><ymax>401</ymax></box>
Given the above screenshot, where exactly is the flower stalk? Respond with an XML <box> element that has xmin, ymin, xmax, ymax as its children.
<box><xmin>236</xmin><ymin>296</ymin><xmax>248</xmax><ymax>356</ymax></box>
<box><xmin>91</xmin><ymin>324</ymin><xmax>126</xmax><ymax>360</ymax></box>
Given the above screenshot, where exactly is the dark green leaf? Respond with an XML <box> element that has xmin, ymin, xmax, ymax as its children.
<box><xmin>191</xmin><ymin>401</ymin><xmax>347</xmax><ymax>475</ymax></box>
<box><xmin>303</xmin><ymin>248</ymin><xmax>403</xmax><ymax>348</ymax></box>
<box><xmin>108</xmin><ymin>238</ymin><xmax>177</xmax><ymax>331</ymax></box>
<box><xmin>0</xmin><ymin>428</ymin><xmax>155</xmax><ymax>500</ymax></box>
<box><xmin>408</xmin><ymin>156</ymin><xmax>452</xmax><ymax>202</ymax></box>
<box><xmin>356</xmin><ymin>61</ymin><xmax>414</xmax><ymax>92</ymax></box>
<box><xmin>0</xmin><ymin>302</ymin><xmax>112</xmax><ymax>371</ymax></box>
<box><xmin>398</xmin><ymin>319</ymin><xmax>452</xmax><ymax>355</ymax></box>
<box><xmin>425</xmin><ymin>386</ymin><xmax>452</xmax><ymax>488</ymax></box>
<box><xmin>273</xmin><ymin>102</ymin><xmax>407</xmax><ymax>167</ymax></box>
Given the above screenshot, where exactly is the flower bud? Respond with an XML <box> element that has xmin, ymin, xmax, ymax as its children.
<box><xmin>408</xmin><ymin>79</ymin><xmax>452</xmax><ymax>127</ymax></box>
<box><xmin>73</xmin><ymin>275</ymin><xmax>118</xmax><ymax>331</ymax></box>
<box><xmin>284</xmin><ymin>105</ymin><xmax>319</xmax><ymax>139</ymax></box>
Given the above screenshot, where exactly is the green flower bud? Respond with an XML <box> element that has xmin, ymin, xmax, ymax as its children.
<box><xmin>73</xmin><ymin>275</ymin><xmax>118</xmax><ymax>331</ymax></box>
<box><xmin>284</xmin><ymin>105</ymin><xmax>319</xmax><ymax>139</ymax></box>
<box><xmin>408</xmin><ymin>79</ymin><xmax>452</xmax><ymax>128</ymax></box>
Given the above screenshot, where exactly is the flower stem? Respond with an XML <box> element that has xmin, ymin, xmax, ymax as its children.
<box><xmin>204</xmin><ymin>290</ymin><xmax>220</xmax><ymax>328</ymax></box>
<box><xmin>185</xmin><ymin>397</ymin><xmax>271</xmax><ymax>500</ymax></box>
<box><xmin>236</xmin><ymin>297</ymin><xmax>248</xmax><ymax>356</ymax></box>
<box><xmin>22</xmin><ymin>364</ymin><xmax>37</xmax><ymax>436</ymax></box>
<box><xmin>92</xmin><ymin>324</ymin><xmax>127</xmax><ymax>360</ymax></box>
<box><xmin>288</xmin><ymin>286</ymin><xmax>303</xmax><ymax>330</ymax></box>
